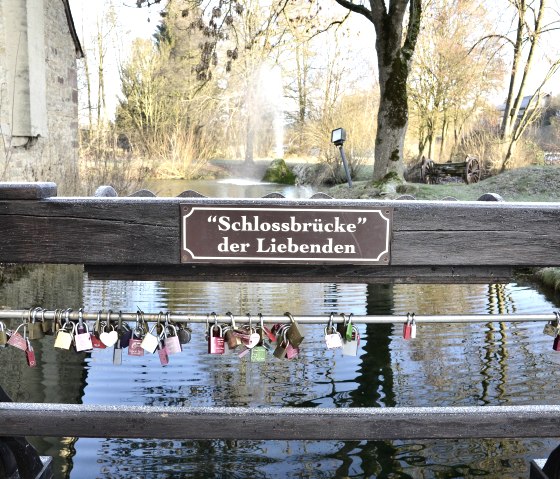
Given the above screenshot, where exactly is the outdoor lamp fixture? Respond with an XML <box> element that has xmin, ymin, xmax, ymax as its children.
<box><xmin>331</xmin><ymin>127</ymin><xmax>352</xmax><ymax>187</ymax></box>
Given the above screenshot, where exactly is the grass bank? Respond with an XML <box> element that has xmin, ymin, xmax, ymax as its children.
<box><xmin>328</xmin><ymin>165</ymin><xmax>560</xmax><ymax>202</ymax></box>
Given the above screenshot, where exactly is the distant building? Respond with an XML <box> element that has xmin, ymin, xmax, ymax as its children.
<box><xmin>497</xmin><ymin>93</ymin><xmax>552</xmax><ymax>121</ymax></box>
<box><xmin>0</xmin><ymin>0</ymin><xmax>83</xmax><ymax>191</ymax></box>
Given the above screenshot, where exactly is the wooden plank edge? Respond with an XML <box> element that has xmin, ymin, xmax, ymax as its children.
<box><xmin>2</xmin><ymin>404</ymin><xmax>560</xmax><ymax>440</ymax></box>
<box><xmin>0</xmin><ymin>182</ymin><xmax>57</xmax><ymax>200</ymax></box>
<box><xmin>84</xmin><ymin>264</ymin><xmax>519</xmax><ymax>284</ymax></box>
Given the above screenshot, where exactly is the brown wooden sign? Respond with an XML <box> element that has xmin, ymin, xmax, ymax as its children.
<box><xmin>181</xmin><ymin>205</ymin><xmax>392</xmax><ymax>264</ymax></box>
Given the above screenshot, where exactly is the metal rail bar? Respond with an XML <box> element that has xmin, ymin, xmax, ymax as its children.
<box><xmin>0</xmin><ymin>309</ymin><xmax>557</xmax><ymax>324</ymax></box>
<box><xmin>2</xmin><ymin>403</ymin><xmax>560</xmax><ymax>440</ymax></box>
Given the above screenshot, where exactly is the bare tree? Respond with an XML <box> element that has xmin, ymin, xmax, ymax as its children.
<box><xmin>492</xmin><ymin>0</ymin><xmax>560</xmax><ymax>170</ymax></box>
<box><xmin>334</xmin><ymin>0</ymin><xmax>421</xmax><ymax>180</ymax></box>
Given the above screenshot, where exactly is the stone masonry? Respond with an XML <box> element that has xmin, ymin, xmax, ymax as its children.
<box><xmin>0</xmin><ymin>0</ymin><xmax>82</xmax><ymax>194</ymax></box>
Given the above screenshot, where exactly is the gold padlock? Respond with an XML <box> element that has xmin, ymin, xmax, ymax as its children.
<box><xmin>0</xmin><ymin>321</ymin><xmax>7</xmax><ymax>346</ymax></box>
<box><xmin>284</xmin><ymin>312</ymin><xmax>304</xmax><ymax>347</ymax></box>
<box><xmin>28</xmin><ymin>307</ymin><xmax>45</xmax><ymax>340</ymax></box>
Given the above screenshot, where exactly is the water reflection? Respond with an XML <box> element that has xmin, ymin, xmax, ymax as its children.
<box><xmin>146</xmin><ymin>178</ymin><xmax>316</xmax><ymax>199</ymax></box>
<box><xmin>0</xmin><ymin>265</ymin><xmax>559</xmax><ymax>478</ymax></box>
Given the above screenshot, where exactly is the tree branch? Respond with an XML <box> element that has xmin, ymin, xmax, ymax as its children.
<box><xmin>334</xmin><ymin>0</ymin><xmax>374</xmax><ymax>23</ymax></box>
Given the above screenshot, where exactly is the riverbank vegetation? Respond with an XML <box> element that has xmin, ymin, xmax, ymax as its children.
<box><xmin>72</xmin><ymin>0</ymin><xmax>560</xmax><ymax>196</ymax></box>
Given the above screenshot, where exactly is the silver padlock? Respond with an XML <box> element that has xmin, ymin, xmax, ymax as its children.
<box><xmin>141</xmin><ymin>323</ymin><xmax>160</xmax><ymax>354</ymax></box>
<box><xmin>342</xmin><ymin>325</ymin><xmax>360</xmax><ymax>357</ymax></box>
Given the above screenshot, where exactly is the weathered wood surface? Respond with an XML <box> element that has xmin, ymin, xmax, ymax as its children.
<box><xmin>0</xmin><ymin>182</ymin><xmax>57</xmax><ymax>200</ymax></box>
<box><xmin>85</xmin><ymin>264</ymin><xmax>518</xmax><ymax>283</ymax></box>
<box><xmin>1</xmin><ymin>403</ymin><xmax>560</xmax><ymax>440</ymax></box>
<box><xmin>0</xmin><ymin>197</ymin><xmax>559</xmax><ymax>270</ymax></box>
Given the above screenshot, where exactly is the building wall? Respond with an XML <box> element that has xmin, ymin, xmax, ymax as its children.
<box><xmin>0</xmin><ymin>0</ymin><xmax>79</xmax><ymax>194</ymax></box>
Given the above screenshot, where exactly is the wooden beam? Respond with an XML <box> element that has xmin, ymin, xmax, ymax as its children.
<box><xmin>0</xmin><ymin>197</ymin><xmax>559</xmax><ymax>270</ymax></box>
<box><xmin>0</xmin><ymin>182</ymin><xmax>56</xmax><ymax>199</ymax></box>
<box><xmin>1</xmin><ymin>404</ymin><xmax>560</xmax><ymax>440</ymax></box>
<box><xmin>85</xmin><ymin>264</ymin><xmax>519</xmax><ymax>283</ymax></box>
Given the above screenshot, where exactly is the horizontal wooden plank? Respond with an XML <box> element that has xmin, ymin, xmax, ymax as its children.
<box><xmin>0</xmin><ymin>182</ymin><xmax>57</xmax><ymax>199</ymax></box>
<box><xmin>85</xmin><ymin>264</ymin><xmax>518</xmax><ymax>283</ymax></box>
<box><xmin>1</xmin><ymin>403</ymin><xmax>560</xmax><ymax>440</ymax></box>
<box><xmin>0</xmin><ymin>197</ymin><xmax>559</xmax><ymax>268</ymax></box>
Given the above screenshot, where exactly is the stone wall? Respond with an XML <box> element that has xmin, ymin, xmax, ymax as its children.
<box><xmin>0</xmin><ymin>0</ymin><xmax>79</xmax><ymax>194</ymax></box>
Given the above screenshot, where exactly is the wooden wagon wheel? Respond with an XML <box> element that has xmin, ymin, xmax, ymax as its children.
<box><xmin>421</xmin><ymin>158</ymin><xmax>438</xmax><ymax>184</ymax></box>
<box><xmin>464</xmin><ymin>157</ymin><xmax>481</xmax><ymax>184</ymax></box>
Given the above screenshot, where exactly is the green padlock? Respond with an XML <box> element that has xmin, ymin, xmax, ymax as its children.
<box><xmin>250</xmin><ymin>345</ymin><xmax>267</xmax><ymax>362</ymax></box>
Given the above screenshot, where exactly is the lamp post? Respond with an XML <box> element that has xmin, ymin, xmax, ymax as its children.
<box><xmin>331</xmin><ymin>127</ymin><xmax>352</xmax><ymax>188</ymax></box>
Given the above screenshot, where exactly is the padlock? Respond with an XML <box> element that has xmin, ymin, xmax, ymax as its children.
<box><xmin>41</xmin><ymin>309</ymin><xmax>53</xmax><ymax>335</ymax></box>
<box><xmin>164</xmin><ymin>323</ymin><xmax>182</xmax><ymax>355</ymax></box>
<box><xmin>99</xmin><ymin>310</ymin><xmax>118</xmax><ymax>347</ymax></box>
<box><xmin>158</xmin><ymin>339</ymin><xmax>169</xmax><ymax>366</ymax></box>
<box><xmin>141</xmin><ymin>323</ymin><xmax>160</xmax><ymax>354</ymax></box>
<box><xmin>26</xmin><ymin>338</ymin><xmax>37</xmax><ymax>367</ymax></box>
<box><xmin>0</xmin><ymin>321</ymin><xmax>7</xmax><ymax>347</ymax></box>
<box><xmin>285</xmin><ymin>312</ymin><xmax>304</xmax><ymax>347</ymax></box>
<box><xmin>325</xmin><ymin>315</ymin><xmax>343</xmax><ymax>349</ymax></box>
<box><xmin>285</xmin><ymin>342</ymin><xmax>299</xmax><ymax>360</ymax></box>
<box><xmin>403</xmin><ymin>314</ymin><xmax>412</xmax><ymax>340</ymax></box>
<box><xmin>91</xmin><ymin>311</ymin><xmax>106</xmax><ymax>349</ymax></box>
<box><xmin>54</xmin><ymin>321</ymin><xmax>73</xmax><ymax>350</ymax></box>
<box><xmin>74</xmin><ymin>315</ymin><xmax>93</xmax><ymax>352</ymax></box>
<box><xmin>128</xmin><ymin>329</ymin><xmax>145</xmax><ymax>356</ymax></box>
<box><xmin>345</xmin><ymin>314</ymin><xmax>354</xmax><ymax>342</ymax></box>
<box><xmin>410</xmin><ymin>315</ymin><xmax>417</xmax><ymax>339</ymax></box>
<box><xmin>224</xmin><ymin>313</ymin><xmax>242</xmax><ymax>350</ymax></box>
<box><xmin>342</xmin><ymin>326</ymin><xmax>360</xmax><ymax>356</ymax></box>
<box><xmin>177</xmin><ymin>324</ymin><xmax>192</xmax><ymax>344</ymax></box>
<box><xmin>554</xmin><ymin>334</ymin><xmax>560</xmax><ymax>351</ymax></box>
<box><xmin>8</xmin><ymin>323</ymin><xmax>28</xmax><ymax>351</ymax></box>
<box><xmin>28</xmin><ymin>307</ymin><xmax>44</xmax><ymax>340</ymax></box>
<box><xmin>273</xmin><ymin>329</ymin><xmax>288</xmax><ymax>359</ymax></box>
<box><xmin>113</xmin><ymin>341</ymin><xmax>123</xmax><ymax>365</ymax></box>
<box><xmin>250</xmin><ymin>345</ymin><xmax>267</xmax><ymax>362</ymax></box>
<box><xmin>544</xmin><ymin>320</ymin><xmax>558</xmax><ymax>337</ymax></box>
<box><xmin>208</xmin><ymin>324</ymin><xmax>225</xmax><ymax>355</ymax></box>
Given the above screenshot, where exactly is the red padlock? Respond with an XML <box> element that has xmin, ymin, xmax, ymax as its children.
<box><xmin>553</xmin><ymin>335</ymin><xmax>560</xmax><ymax>351</ymax></box>
<box><xmin>208</xmin><ymin>324</ymin><xmax>225</xmax><ymax>355</ymax></box>
<box><xmin>403</xmin><ymin>314</ymin><xmax>412</xmax><ymax>340</ymax></box>
<box><xmin>26</xmin><ymin>339</ymin><xmax>37</xmax><ymax>368</ymax></box>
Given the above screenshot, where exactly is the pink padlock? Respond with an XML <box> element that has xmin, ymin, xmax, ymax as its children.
<box><xmin>208</xmin><ymin>324</ymin><xmax>225</xmax><ymax>355</ymax></box>
<box><xmin>164</xmin><ymin>323</ymin><xmax>182</xmax><ymax>355</ymax></box>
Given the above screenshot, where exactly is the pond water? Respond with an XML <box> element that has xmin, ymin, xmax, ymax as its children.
<box><xmin>0</xmin><ymin>180</ymin><xmax>559</xmax><ymax>478</ymax></box>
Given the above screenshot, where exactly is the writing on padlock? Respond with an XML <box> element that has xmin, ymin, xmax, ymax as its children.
<box><xmin>250</xmin><ymin>344</ymin><xmax>267</xmax><ymax>362</ymax></box>
<box><xmin>128</xmin><ymin>312</ymin><xmax>146</xmax><ymax>356</ymax></box>
<box><xmin>208</xmin><ymin>323</ymin><xmax>225</xmax><ymax>355</ymax></box>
